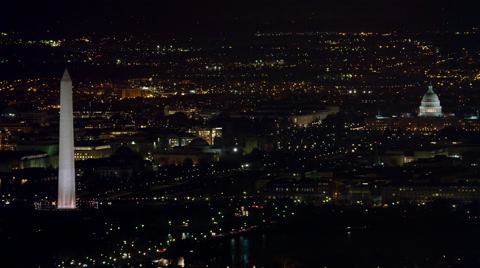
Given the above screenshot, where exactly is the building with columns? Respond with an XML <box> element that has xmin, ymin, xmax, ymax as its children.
<box><xmin>365</xmin><ymin>83</ymin><xmax>480</xmax><ymax>132</ymax></box>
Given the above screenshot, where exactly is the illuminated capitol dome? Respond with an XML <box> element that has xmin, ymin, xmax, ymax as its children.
<box><xmin>418</xmin><ymin>82</ymin><xmax>442</xmax><ymax>117</ymax></box>
<box><xmin>365</xmin><ymin>82</ymin><xmax>480</xmax><ymax>132</ymax></box>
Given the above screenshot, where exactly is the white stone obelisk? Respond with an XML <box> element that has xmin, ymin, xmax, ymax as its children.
<box><xmin>57</xmin><ymin>69</ymin><xmax>76</xmax><ymax>209</ymax></box>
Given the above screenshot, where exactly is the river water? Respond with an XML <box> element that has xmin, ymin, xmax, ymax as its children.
<box><xmin>176</xmin><ymin>225</ymin><xmax>480</xmax><ymax>268</ymax></box>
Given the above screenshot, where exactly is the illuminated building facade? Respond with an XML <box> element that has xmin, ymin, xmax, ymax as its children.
<box><xmin>119</xmin><ymin>88</ymin><xmax>141</xmax><ymax>99</ymax></box>
<box><xmin>186</xmin><ymin>126</ymin><xmax>222</xmax><ymax>145</ymax></box>
<box><xmin>382</xmin><ymin>185</ymin><xmax>480</xmax><ymax>205</ymax></box>
<box><xmin>74</xmin><ymin>144</ymin><xmax>112</xmax><ymax>160</ymax></box>
<box><xmin>364</xmin><ymin>83</ymin><xmax>480</xmax><ymax>132</ymax></box>
<box><xmin>0</xmin><ymin>151</ymin><xmax>50</xmax><ymax>172</ymax></box>
<box><xmin>154</xmin><ymin>138</ymin><xmax>221</xmax><ymax>166</ymax></box>
<box><xmin>418</xmin><ymin>83</ymin><xmax>442</xmax><ymax>117</ymax></box>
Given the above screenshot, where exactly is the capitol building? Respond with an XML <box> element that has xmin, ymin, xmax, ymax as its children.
<box><xmin>365</xmin><ymin>83</ymin><xmax>480</xmax><ymax>132</ymax></box>
<box><xmin>417</xmin><ymin>83</ymin><xmax>443</xmax><ymax>117</ymax></box>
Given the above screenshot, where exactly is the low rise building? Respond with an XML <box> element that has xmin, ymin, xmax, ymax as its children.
<box><xmin>382</xmin><ymin>183</ymin><xmax>480</xmax><ymax>205</ymax></box>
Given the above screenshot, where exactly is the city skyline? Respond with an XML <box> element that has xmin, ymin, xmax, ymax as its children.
<box><xmin>1</xmin><ymin>2</ymin><xmax>480</xmax><ymax>267</ymax></box>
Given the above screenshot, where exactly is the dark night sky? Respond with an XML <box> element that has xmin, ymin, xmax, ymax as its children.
<box><xmin>1</xmin><ymin>0</ymin><xmax>479</xmax><ymax>37</ymax></box>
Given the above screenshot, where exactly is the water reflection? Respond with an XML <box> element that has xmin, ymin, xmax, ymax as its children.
<box><xmin>230</xmin><ymin>238</ymin><xmax>236</xmax><ymax>264</ymax></box>
<box><xmin>241</xmin><ymin>237</ymin><xmax>249</xmax><ymax>266</ymax></box>
<box><xmin>175</xmin><ymin>227</ymin><xmax>480</xmax><ymax>267</ymax></box>
<box><xmin>227</xmin><ymin>236</ymin><xmax>251</xmax><ymax>268</ymax></box>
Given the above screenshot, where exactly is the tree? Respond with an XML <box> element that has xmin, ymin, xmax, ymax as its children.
<box><xmin>183</xmin><ymin>157</ymin><xmax>194</xmax><ymax>167</ymax></box>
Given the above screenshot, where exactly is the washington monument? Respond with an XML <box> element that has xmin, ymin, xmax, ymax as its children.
<box><xmin>57</xmin><ymin>69</ymin><xmax>76</xmax><ymax>209</ymax></box>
